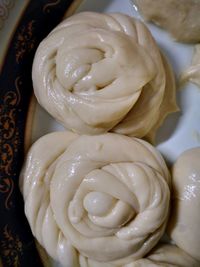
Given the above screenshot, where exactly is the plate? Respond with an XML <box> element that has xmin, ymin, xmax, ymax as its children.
<box><xmin>0</xmin><ymin>1</ymin><xmax>79</xmax><ymax>266</ymax></box>
<box><xmin>1</xmin><ymin>0</ymin><xmax>200</xmax><ymax>267</ymax></box>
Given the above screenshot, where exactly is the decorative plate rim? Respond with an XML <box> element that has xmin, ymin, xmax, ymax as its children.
<box><xmin>0</xmin><ymin>1</ymin><xmax>81</xmax><ymax>266</ymax></box>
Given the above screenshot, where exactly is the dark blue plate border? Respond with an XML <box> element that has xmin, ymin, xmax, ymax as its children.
<box><xmin>0</xmin><ymin>1</ymin><xmax>74</xmax><ymax>266</ymax></box>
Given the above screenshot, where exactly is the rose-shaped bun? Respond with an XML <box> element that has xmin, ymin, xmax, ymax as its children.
<box><xmin>20</xmin><ymin>132</ymin><xmax>170</xmax><ymax>266</ymax></box>
<box><xmin>128</xmin><ymin>244</ymin><xmax>199</xmax><ymax>267</ymax></box>
<box><xmin>168</xmin><ymin>148</ymin><xmax>200</xmax><ymax>261</ymax></box>
<box><xmin>32</xmin><ymin>12</ymin><xmax>177</xmax><ymax>140</ymax></box>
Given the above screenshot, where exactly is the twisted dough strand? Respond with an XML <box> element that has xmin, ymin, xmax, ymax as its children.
<box><xmin>20</xmin><ymin>132</ymin><xmax>170</xmax><ymax>266</ymax></box>
<box><xmin>32</xmin><ymin>12</ymin><xmax>177</xmax><ymax>139</ymax></box>
<box><xmin>81</xmin><ymin>244</ymin><xmax>200</xmax><ymax>267</ymax></box>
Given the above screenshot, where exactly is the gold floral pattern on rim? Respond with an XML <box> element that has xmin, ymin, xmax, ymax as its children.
<box><xmin>15</xmin><ymin>20</ymin><xmax>36</xmax><ymax>64</ymax></box>
<box><xmin>1</xmin><ymin>224</ymin><xmax>23</xmax><ymax>267</ymax></box>
<box><xmin>0</xmin><ymin>178</ymin><xmax>14</xmax><ymax>209</ymax></box>
<box><xmin>0</xmin><ymin>76</ymin><xmax>21</xmax><ymax>210</ymax></box>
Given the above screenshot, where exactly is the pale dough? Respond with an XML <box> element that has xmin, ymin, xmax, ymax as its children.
<box><xmin>180</xmin><ymin>45</ymin><xmax>200</xmax><ymax>87</ymax></box>
<box><xmin>32</xmin><ymin>12</ymin><xmax>177</xmax><ymax>140</ymax></box>
<box><xmin>79</xmin><ymin>244</ymin><xmax>199</xmax><ymax>266</ymax></box>
<box><xmin>134</xmin><ymin>0</ymin><xmax>200</xmax><ymax>43</ymax></box>
<box><xmin>126</xmin><ymin>244</ymin><xmax>199</xmax><ymax>267</ymax></box>
<box><xmin>20</xmin><ymin>132</ymin><xmax>170</xmax><ymax>266</ymax></box>
<box><xmin>168</xmin><ymin>147</ymin><xmax>200</xmax><ymax>261</ymax></box>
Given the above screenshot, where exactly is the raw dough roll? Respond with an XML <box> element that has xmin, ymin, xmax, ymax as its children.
<box><xmin>168</xmin><ymin>147</ymin><xmax>200</xmax><ymax>261</ymax></box>
<box><xmin>20</xmin><ymin>132</ymin><xmax>170</xmax><ymax>266</ymax></box>
<box><xmin>32</xmin><ymin>12</ymin><xmax>177</xmax><ymax>140</ymax></box>
<box><xmin>180</xmin><ymin>44</ymin><xmax>200</xmax><ymax>87</ymax></box>
<box><xmin>125</xmin><ymin>244</ymin><xmax>199</xmax><ymax>267</ymax></box>
<box><xmin>133</xmin><ymin>0</ymin><xmax>200</xmax><ymax>43</ymax></box>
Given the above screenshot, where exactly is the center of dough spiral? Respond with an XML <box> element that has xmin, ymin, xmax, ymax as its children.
<box><xmin>83</xmin><ymin>192</ymin><xmax>115</xmax><ymax>216</ymax></box>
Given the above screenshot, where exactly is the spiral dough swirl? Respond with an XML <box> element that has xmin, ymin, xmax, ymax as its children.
<box><xmin>32</xmin><ymin>12</ymin><xmax>177</xmax><ymax>139</ymax></box>
<box><xmin>126</xmin><ymin>244</ymin><xmax>200</xmax><ymax>267</ymax></box>
<box><xmin>20</xmin><ymin>132</ymin><xmax>170</xmax><ymax>266</ymax></box>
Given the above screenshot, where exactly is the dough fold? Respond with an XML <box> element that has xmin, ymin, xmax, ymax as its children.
<box><xmin>125</xmin><ymin>244</ymin><xmax>199</xmax><ymax>267</ymax></box>
<box><xmin>20</xmin><ymin>132</ymin><xmax>170</xmax><ymax>266</ymax></box>
<box><xmin>180</xmin><ymin>45</ymin><xmax>200</xmax><ymax>87</ymax></box>
<box><xmin>32</xmin><ymin>12</ymin><xmax>177</xmax><ymax>140</ymax></box>
<box><xmin>80</xmin><ymin>244</ymin><xmax>199</xmax><ymax>267</ymax></box>
<box><xmin>133</xmin><ymin>0</ymin><xmax>200</xmax><ymax>43</ymax></box>
<box><xmin>168</xmin><ymin>148</ymin><xmax>200</xmax><ymax>261</ymax></box>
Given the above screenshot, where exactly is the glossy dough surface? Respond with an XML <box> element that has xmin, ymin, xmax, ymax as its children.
<box><xmin>180</xmin><ymin>44</ymin><xmax>200</xmax><ymax>87</ymax></box>
<box><xmin>20</xmin><ymin>132</ymin><xmax>170</xmax><ymax>266</ymax></box>
<box><xmin>134</xmin><ymin>0</ymin><xmax>200</xmax><ymax>43</ymax></box>
<box><xmin>129</xmin><ymin>244</ymin><xmax>199</xmax><ymax>267</ymax></box>
<box><xmin>169</xmin><ymin>147</ymin><xmax>200</xmax><ymax>261</ymax></box>
<box><xmin>32</xmin><ymin>12</ymin><xmax>177</xmax><ymax>140</ymax></box>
